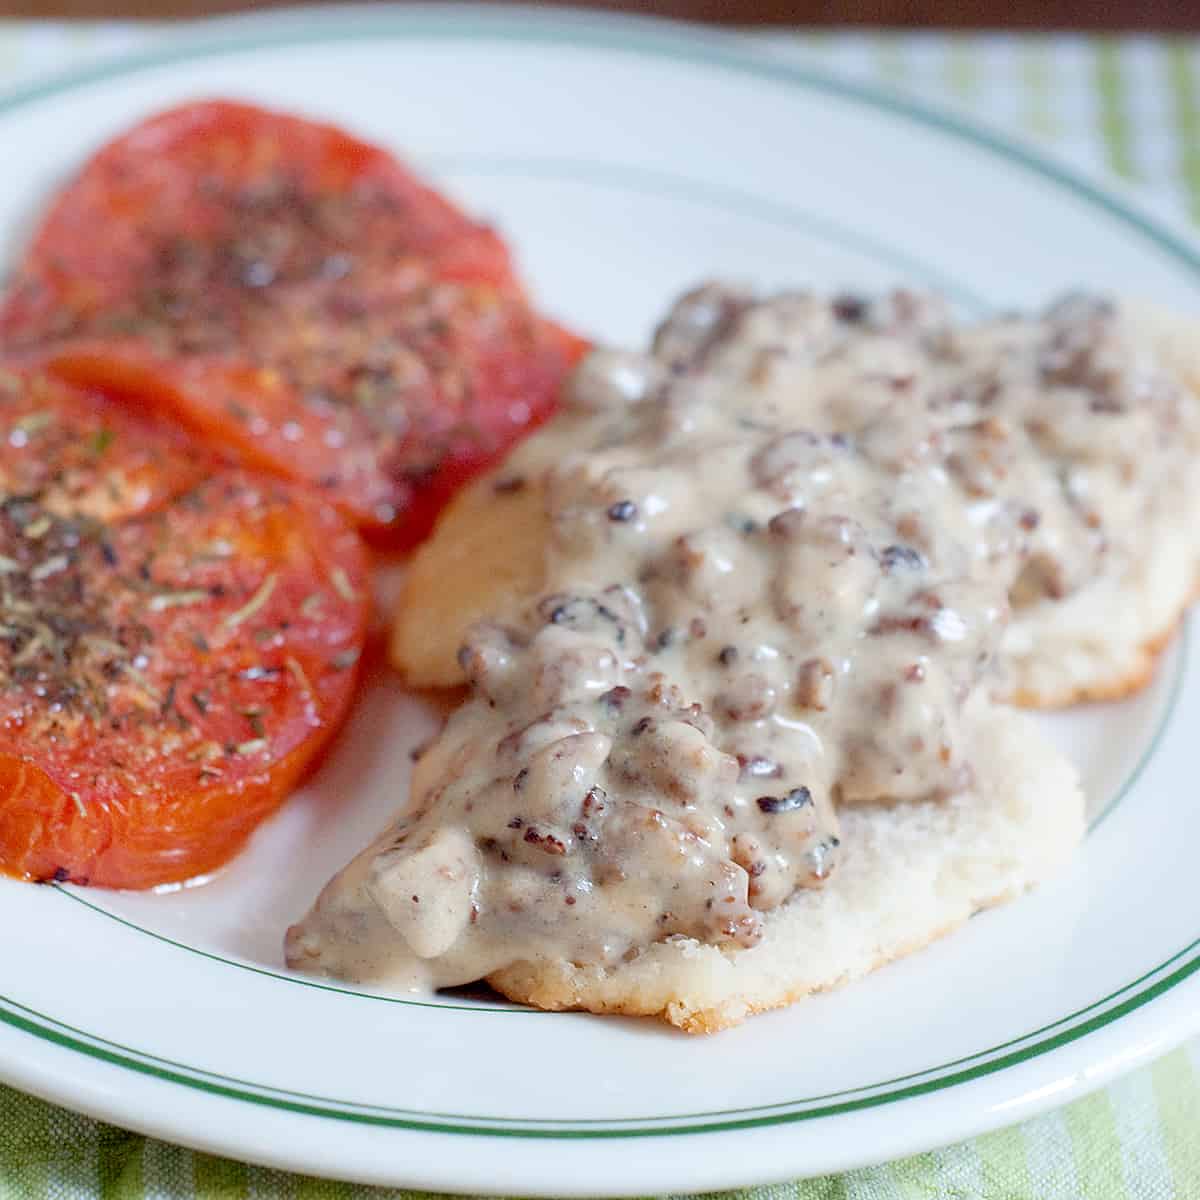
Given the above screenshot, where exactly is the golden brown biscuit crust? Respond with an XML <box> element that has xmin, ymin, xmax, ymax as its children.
<box><xmin>487</xmin><ymin>885</ymin><xmax>1021</xmax><ymax>1033</ymax></box>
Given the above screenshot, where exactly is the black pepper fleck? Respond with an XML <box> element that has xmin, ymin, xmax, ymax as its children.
<box><xmin>757</xmin><ymin>786</ymin><xmax>813</xmax><ymax>814</ymax></box>
<box><xmin>833</xmin><ymin>294</ymin><xmax>868</xmax><ymax>323</ymax></box>
<box><xmin>880</xmin><ymin>544</ymin><xmax>926</xmax><ymax>571</ymax></box>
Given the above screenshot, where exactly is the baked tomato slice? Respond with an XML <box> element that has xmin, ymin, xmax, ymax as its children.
<box><xmin>0</xmin><ymin>364</ymin><xmax>212</xmax><ymax>523</ymax></box>
<box><xmin>0</xmin><ymin>368</ymin><xmax>369</xmax><ymax>889</ymax></box>
<box><xmin>0</xmin><ymin>100</ymin><xmax>583</xmax><ymax>547</ymax></box>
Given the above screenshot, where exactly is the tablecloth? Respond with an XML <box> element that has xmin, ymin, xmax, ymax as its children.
<box><xmin>0</xmin><ymin>18</ymin><xmax>1198</xmax><ymax>1200</ymax></box>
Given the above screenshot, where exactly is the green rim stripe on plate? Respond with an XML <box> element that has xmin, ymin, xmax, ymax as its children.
<box><xmin>0</xmin><ymin>8</ymin><xmax>1195</xmax><ymax>1139</ymax></box>
<box><xmin>5</xmin><ymin>920</ymin><xmax>1200</xmax><ymax>1130</ymax></box>
<box><xmin>4</xmin><ymin>934</ymin><xmax>1200</xmax><ymax>1138</ymax></box>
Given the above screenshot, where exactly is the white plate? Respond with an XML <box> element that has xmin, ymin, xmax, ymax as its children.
<box><xmin>1</xmin><ymin>7</ymin><xmax>1199</xmax><ymax>1194</ymax></box>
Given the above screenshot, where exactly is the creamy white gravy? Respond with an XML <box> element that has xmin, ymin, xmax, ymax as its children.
<box><xmin>287</xmin><ymin>286</ymin><xmax>1192</xmax><ymax>991</ymax></box>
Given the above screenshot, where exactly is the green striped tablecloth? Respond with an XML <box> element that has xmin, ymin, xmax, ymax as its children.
<box><xmin>1</xmin><ymin>21</ymin><xmax>1199</xmax><ymax>1200</ymax></box>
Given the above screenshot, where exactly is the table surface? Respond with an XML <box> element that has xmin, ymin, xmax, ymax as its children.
<box><xmin>0</xmin><ymin>0</ymin><xmax>1197</xmax><ymax>30</ymax></box>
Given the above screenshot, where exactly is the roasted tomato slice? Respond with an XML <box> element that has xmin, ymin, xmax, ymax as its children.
<box><xmin>0</xmin><ymin>100</ymin><xmax>583</xmax><ymax>547</ymax></box>
<box><xmin>0</xmin><ymin>365</ymin><xmax>211</xmax><ymax>523</ymax></box>
<box><xmin>0</xmin><ymin>369</ymin><xmax>369</xmax><ymax>889</ymax></box>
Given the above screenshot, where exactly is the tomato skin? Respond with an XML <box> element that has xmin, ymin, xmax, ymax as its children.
<box><xmin>0</xmin><ymin>370</ymin><xmax>370</xmax><ymax>890</ymax></box>
<box><xmin>0</xmin><ymin>740</ymin><xmax>312</xmax><ymax>888</ymax></box>
<box><xmin>35</xmin><ymin>309</ymin><xmax>582</xmax><ymax>551</ymax></box>
<box><xmin>1</xmin><ymin>100</ymin><xmax>583</xmax><ymax>546</ymax></box>
<box><xmin>0</xmin><ymin>365</ymin><xmax>213</xmax><ymax>522</ymax></box>
<box><xmin>0</xmin><ymin>99</ymin><xmax>516</xmax><ymax>330</ymax></box>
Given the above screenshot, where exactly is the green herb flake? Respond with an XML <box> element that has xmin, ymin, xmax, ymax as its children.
<box><xmin>14</xmin><ymin>410</ymin><xmax>55</xmax><ymax>437</ymax></box>
<box><xmin>148</xmin><ymin>589</ymin><xmax>210</xmax><ymax>612</ymax></box>
<box><xmin>223</xmin><ymin>573</ymin><xmax>278</xmax><ymax>630</ymax></box>
<box><xmin>329</xmin><ymin>567</ymin><xmax>357</xmax><ymax>603</ymax></box>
